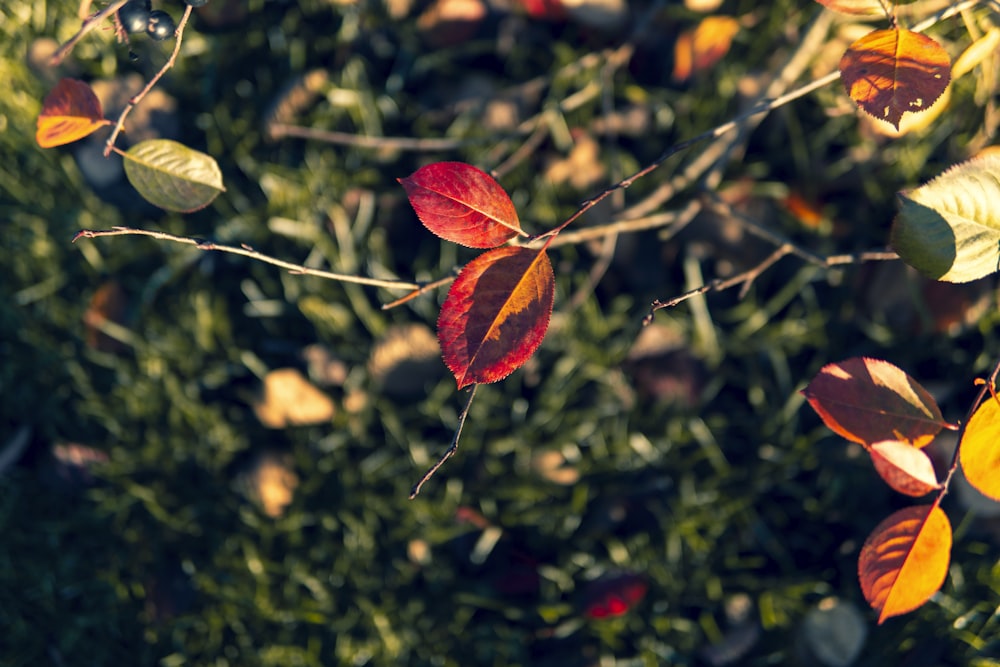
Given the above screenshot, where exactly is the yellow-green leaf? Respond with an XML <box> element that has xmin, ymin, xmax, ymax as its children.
<box><xmin>123</xmin><ymin>139</ymin><xmax>225</xmax><ymax>213</ymax></box>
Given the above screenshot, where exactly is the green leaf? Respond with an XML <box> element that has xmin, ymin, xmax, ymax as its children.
<box><xmin>891</xmin><ymin>155</ymin><xmax>1000</xmax><ymax>283</ymax></box>
<box><xmin>122</xmin><ymin>139</ymin><xmax>225</xmax><ymax>213</ymax></box>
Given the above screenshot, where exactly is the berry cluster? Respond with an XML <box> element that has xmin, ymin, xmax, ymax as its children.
<box><xmin>117</xmin><ymin>0</ymin><xmax>207</xmax><ymax>42</ymax></box>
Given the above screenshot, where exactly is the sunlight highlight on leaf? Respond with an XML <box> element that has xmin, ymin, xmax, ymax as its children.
<box><xmin>438</xmin><ymin>246</ymin><xmax>555</xmax><ymax>388</ymax></box>
<box><xmin>892</xmin><ymin>155</ymin><xmax>1000</xmax><ymax>283</ymax></box>
<box><xmin>400</xmin><ymin>162</ymin><xmax>522</xmax><ymax>248</ymax></box>
<box><xmin>801</xmin><ymin>357</ymin><xmax>945</xmax><ymax>448</ymax></box>
<box><xmin>36</xmin><ymin>78</ymin><xmax>111</xmax><ymax>148</ymax></box>
<box><xmin>858</xmin><ymin>504</ymin><xmax>951</xmax><ymax>624</ymax></box>
<box><xmin>869</xmin><ymin>440</ymin><xmax>941</xmax><ymax>497</ymax></box>
<box><xmin>959</xmin><ymin>397</ymin><xmax>1000</xmax><ymax>501</ymax></box>
<box><xmin>839</xmin><ymin>29</ymin><xmax>951</xmax><ymax>130</ymax></box>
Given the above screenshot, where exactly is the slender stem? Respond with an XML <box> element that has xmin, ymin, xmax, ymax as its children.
<box><xmin>50</xmin><ymin>0</ymin><xmax>130</xmax><ymax>65</ymax></box>
<box><xmin>72</xmin><ymin>227</ymin><xmax>422</xmax><ymax>291</ymax></box>
<box><xmin>104</xmin><ymin>5</ymin><xmax>194</xmax><ymax>156</ymax></box>
<box><xmin>938</xmin><ymin>360</ymin><xmax>1000</xmax><ymax>495</ymax></box>
<box><xmin>410</xmin><ymin>385</ymin><xmax>479</xmax><ymax>499</ymax></box>
<box><xmin>266</xmin><ymin>124</ymin><xmax>476</xmax><ymax>151</ymax></box>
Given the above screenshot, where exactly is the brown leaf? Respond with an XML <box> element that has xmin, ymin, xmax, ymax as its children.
<box><xmin>254</xmin><ymin>368</ymin><xmax>335</xmax><ymax>428</ymax></box>
<box><xmin>839</xmin><ymin>29</ymin><xmax>951</xmax><ymax>129</ymax></box>
<box><xmin>802</xmin><ymin>357</ymin><xmax>946</xmax><ymax>448</ymax></box>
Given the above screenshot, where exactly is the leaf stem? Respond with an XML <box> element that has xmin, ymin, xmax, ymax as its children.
<box><xmin>410</xmin><ymin>385</ymin><xmax>479</xmax><ymax>499</ymax></box>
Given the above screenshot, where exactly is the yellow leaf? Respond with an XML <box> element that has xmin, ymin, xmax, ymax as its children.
<box><xmin>959</xmin><ymin>397</ymin><xmax>1000</xmax><ymax>501</ymax></box>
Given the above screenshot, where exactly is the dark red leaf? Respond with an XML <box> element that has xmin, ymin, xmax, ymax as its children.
<box><xmin>582</xmin><ymin>573</ymin><xmax>648</xmax><ymax>619</ymax></box>
<box><xmin>399</xmin><ymin>162</ymin><xmax>522</xmax><ymax>248</ymax></box>
<box><xmin>438</xmin><ymin>246</ymin><xmax>555</xmax><ymax>388</ymax></box>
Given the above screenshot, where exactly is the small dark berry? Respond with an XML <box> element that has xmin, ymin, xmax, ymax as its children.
<box><xmin>146</xmin><ymin>10</ymin><xmax>177</xmax><ymax>41</ymax></box>
<box><xmin>184</xmin><ymin>0</ymin><xmax>209</xmax><ymax>6</ymax></box>
<box><xmin>117</xmin><ymin>0</ymin><xmax>151</xmax><ymax>34</ymax></box>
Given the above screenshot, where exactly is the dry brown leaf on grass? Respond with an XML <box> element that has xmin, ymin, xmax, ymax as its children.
<box><xmin>254</xmin><ymin>368</ymin><xmax>335</xmax><ymax>428</ymax></box>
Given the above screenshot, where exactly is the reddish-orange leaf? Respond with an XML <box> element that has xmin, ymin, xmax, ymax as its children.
<box><xmin>959</xmin><ymin>398</ymin><xmax>1000</xmax><ymax>501</ymax></box>
<box><xmin>869</xmin><ymin>440</ymin><xmax>941</xmax><ymax>497</ymax></box>
<box><xmin>438</xmin><ymin>246</ymin><xmax>555</xmax><ymax>388</ymax></box>
<box><xmin>839</xmin><ymin>29</ymin><xmax>951</xmax><ymax>130</ymax></box>
<box><xmin>36</xmin><ymin>78</ymin><xmax>111</xmax><ymax>148</ymax></box>
<box><xmin>399</xmin><ymin>162</ymin><xmax>522</xmax><ymax>248</ymax></box>
<box><xmin>802</xmin><ymin>357</ymin><xmax>946</xmax><ymax>448</ymax></box>
<box><xmin>673</xmin><ymin>16</ymin><xmax>740</xmax><ymax>82</ymax></box>
<box><xmin>858</xmin><ymin>504</ymin><xmax>951</xmax><ymax>624</ymax></box>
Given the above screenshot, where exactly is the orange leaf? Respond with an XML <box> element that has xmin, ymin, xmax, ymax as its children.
<box><xmin>36</xmin><ymin>78</ymin><xmax>111</xmax><ymax>148</ymax></box>
<box><xmin>959</xmin><ymin>398</ymin><xmax>1000</xmax><ymax>501</ymax></box>
<box><xmin>673</xmin><ymin>15</ymin><xmax>740</xmax><ymax>82</ymax></box>
<box><xmin>858</xmin><ymin>505</ymin><xmax>951</xmax><ymax>624</ymax></box>
<box><xmin>839</xmin><ymin>29</ymin><xmax>951</xmax><ymax>130</ymax></box>
<box><xmin>801</xmin><ymin>357</ymin><xmax>946</xmax><ymax>448</ymax></box>
<box><xmin>813</xmin><ymin>0</ymin><xmax>887</xmax><ymax>15</ymax></box>
<box><xmin>869</xmin><ymin>440</ymin><xmax>941</xmax><ymax>497</ymax></box>
<box><xmin>399</xmin><ymin>162</ymin><xmax>522</xmax><ymax>248</ymax></box>
<box><xmin>437</xmin><ymin>246</ymin><xmax>555</xmax><ymax>388</ymax></box>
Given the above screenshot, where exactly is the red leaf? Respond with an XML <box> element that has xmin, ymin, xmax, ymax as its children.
<box><xmin>438</xmin><ymin>246</ymin><xmax>555</xmax><ymax>388</ymax></box>
<box><xmin>869</xmin><ymin>440</ymin><xmax>941</xmax><ymax>497</ymax></box>
<box><xmin>839</xmin><ymin>29</ymin><xmax>951</xmax><ymax>130</ymax></box>
<box><xmin>801</xmin><ymin>357</ymin><xmax>946</xmax><ymax>448</ymax></box>
<box><xmin>36</xmin><ymin>78</ymin><xmax>111</xmax><ymax>148</ymax></box>
<box><xmin>582</xmin><ymin>573</ymin><xmax>648</xmax><ymax>619</ymax></box>
<box><xmin>399</xmin><ymin>162</ymin><xmax>523</xmax><ymax>248</ymax></box>
<box><xmin>858</xmin><ymin>505</ymin><xmax>951</xmax><ymax>624</ymax></box>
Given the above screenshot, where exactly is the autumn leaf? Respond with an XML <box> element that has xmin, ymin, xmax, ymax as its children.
<box><xmin>437</xmin><ymin>246</ymin><xmax>555</xmax><ymax>388</ymax></box>
<box><xmin>869</xmin><ymin>440</ymin><xmax>941</xmax><ymax>497</ymax></box>
<box><xmin>400</xmin><ymin>162</ymin><xmax>523</xmax><ymax>248</ymax></box>
<box><xmin>813</xmin><ymin>0</ymin><xmax>888</xmax><ymax>15</ymax></box>
<box><xmin>581</xmin><ymin>573</ymin><xmax>648</xmax><ymax>619</ymax></box>
<box><xmin>858</xmin><ymin>505</ymin><xmax>951</xmax><ymax>624</ymax></box>
<box><xmin>839</xmin><ymin>29</ymin><xmax>951</xmax><ymax>129</ymax></box>
<box><xmin>673</xmin><ymin>15</ymin><xmax>740</xmax><ymax>82</ymax></box>
<box><xmin>959</xmin><ymin>397</ymin><xmax>1000</xmax><ymax>501</ymax></box>
<box><xmin>801</xmin><ymin>357</ymin><xmax>947</xmax><ymax>448</ymax></box>
<box><xmin>36</xmin><ymin>78</ymin><xmax>112</xmax><ymax>148</ymax></box>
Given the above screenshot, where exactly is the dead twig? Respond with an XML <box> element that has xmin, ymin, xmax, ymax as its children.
<box><xmin>72</xmin><ymin>227</ymin><xmax>422</xmax><ymax>291</ymax></box>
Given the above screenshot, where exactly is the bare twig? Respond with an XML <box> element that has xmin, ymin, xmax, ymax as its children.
<box><xmin>103</xmin><ymin>5</ymin><xmax>194</xmax><ymax>156</ymax></box>
<box><xmin>410</xmin><ymin>385</ymin><xmax>479</xmax><ymax>499</ymax></box>
<box><xmin>266</xmin><ymin>124</ymin><xmax>476</xmax><ymax>151</ymax></box>
<box><xmin>72</xmin><ymin>227</ymin><xmax>422</xmax><ymax>291</ymax></box>
<box><xmin>50</xmin><ymin>0</ymin><xmax>130</xmax><ymax>65</ymax></box>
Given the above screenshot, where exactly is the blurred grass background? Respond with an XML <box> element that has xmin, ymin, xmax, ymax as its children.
<box><xmin>2</xmin><ymin>0</ymin><xmax>999</xmax><ymax>665</ymax></box>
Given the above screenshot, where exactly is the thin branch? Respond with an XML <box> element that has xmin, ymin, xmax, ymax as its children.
<box><xmin>266</xmin><ymin>124</ymin><xmax>476</xmax><ymax>151</ymax></box>
<box><xmin>50</xmin><ymin>0</ymin><xmax>130</xmax><ymax>65</ymax></box>
<box><xmin>410</xmin><ymin>385</ymin><xmax>479</xmax><ymax>499</ymax></box>
<box><xmin>938</xmin><ymin>359</ymin><xmax>1000</xmax><ymax>495</ymax></box>
<box><xmin>72</xmin><ymin>227</ymin><xmax>422</xmax><ymax>291</ymax></box>
<box><xmin>103</xmin><ymin>5</ymin><xmax>194</xmax><ymax>156</ymax></box>
<box><xmin>381</xmin><ymin>275</ymin><xmax>457</xmax><ymax>310</ymax></box>
<box><xmin>644</xmin><ymin>245</ymin><xmax>899</xmax><ymax>323</ymax></box>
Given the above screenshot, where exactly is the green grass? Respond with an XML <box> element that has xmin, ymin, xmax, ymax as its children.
<box><xmin>2</xmin><ymin>0</ymin><xmax>999</xmax><ymax>665</ymax></box>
